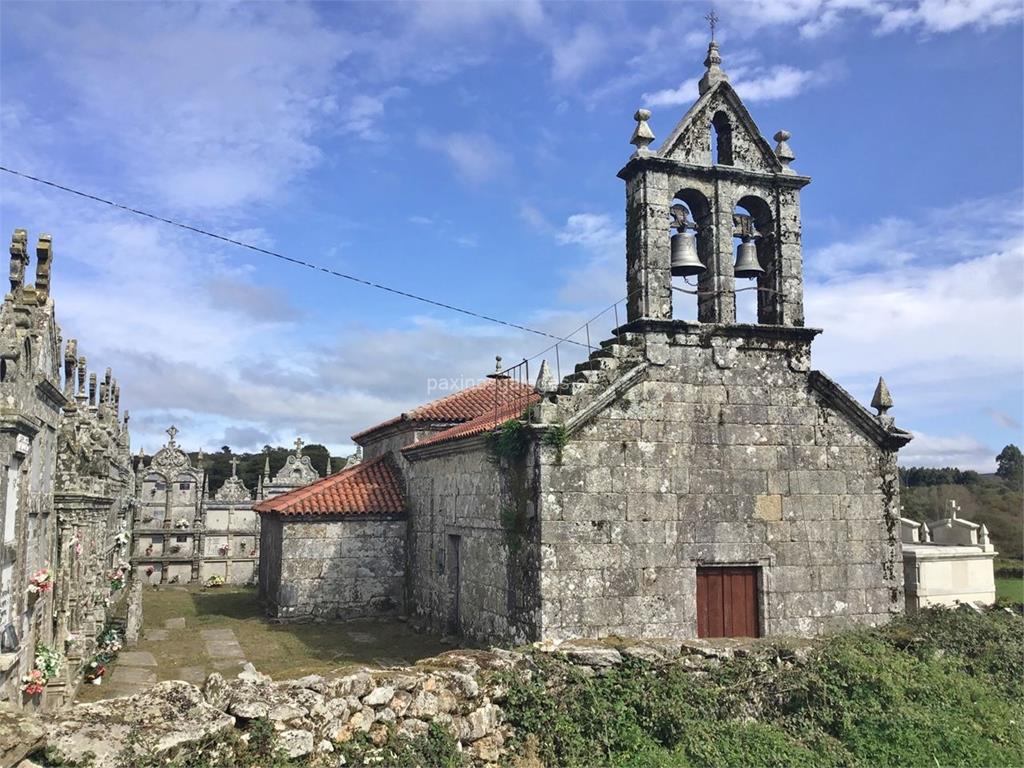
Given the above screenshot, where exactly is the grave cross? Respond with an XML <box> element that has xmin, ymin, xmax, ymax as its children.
<box><xmin>166</xmin><ymin>425</ymin><xmax>178</xmax><ymax>444</ymax></box>
<box><xmin>230</xmin><ymin>456</ymin><xmax>239</xmax><ymax>477</ymax></box>
<box><xmin>294</xmin><ymin>437</ymin><xmax>304</xmax><ymax>456</ymax></box>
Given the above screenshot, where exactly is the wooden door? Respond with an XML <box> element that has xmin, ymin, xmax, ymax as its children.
<box><xmin>696</xmin><ymin>566</ymin><xmax>760</xmax><ymax>638</ymax></box>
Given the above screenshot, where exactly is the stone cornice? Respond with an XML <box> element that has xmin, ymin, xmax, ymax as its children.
<box><xmin>0</xmin><ymin>411</ymin><xmax>41</xmax><ymax>437</ymax></box>
<box><xmin>35</xmin><ymin>376</ymin><xmax>68</xmax><ymax>410</ymax></box>
<box><xmin>808</xmin><ymin>371</ymin><xmax>913</xmax><ymax>451</ymax></box>
<box><xmin>617</xmin><ymin>155</ymin><xmax>811</xmax><ymax>189</ymax></box>
<box><xmin>617</xmin><ymin>319</ymin><xmax>821</xmax><ymax>345</ymax></box>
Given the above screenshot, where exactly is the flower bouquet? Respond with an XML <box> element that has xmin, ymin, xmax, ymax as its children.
<box><xmin>27</xmin><ymin>568</ymin><xmax>53</xmax><ymax>595</ymax></box>
<box><xmin>218</xmin><ymin>544</ymin><xmax>230</xmax><ymax>556</ymax></box>
<box><xmin>21</xmin><ymin>668</ymin><xmax>46</xmax><ymax>696</ymax></box>
<box><xmin>108</xmin><ymin>567</ymin><xmax>125</xmax><ymax>592</ymax></box>
<box><xmin>84</xmin><ymin>660</ymin><xmax>106</xmax><ymax>684</ymax></box>
<box><xmin>204</xmin><ymin>574</ymin><xmax>225</xmax><ymax>588</ymax></box>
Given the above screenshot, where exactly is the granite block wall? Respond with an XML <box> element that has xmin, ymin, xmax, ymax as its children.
<box><xmin>404</xmin><ymin>446</ymin><xmax>539</xmax><ymax>646</ymax></box>
<box><xmin>536</xmin><ymin>327</ymin><xmax>903</xmax><ymax>641</ymax></box>
<box><xmin>264</xmin><ymin>516</ymin><xmax>405</xmax><ymax>621</ymax></box>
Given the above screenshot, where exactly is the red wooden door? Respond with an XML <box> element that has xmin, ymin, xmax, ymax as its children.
<box><xmin>696</xmin><ymin>566</ymin><xmax>760</xmax><ymax>638</ymax></box>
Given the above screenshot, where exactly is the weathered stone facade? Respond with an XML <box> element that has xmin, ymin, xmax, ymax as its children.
<box><xmin>257</xmin><ymin>43</ymin><xmax>913</xmax><ymax>646</ymax></box>
<box><xmin>259</xmin><ymin>516</ymin><xmax>405</xmax><ymax>621</ymax></box>
<box><xmin>133</xmin><ymin>435</ymin><xmax>322</xmax><ymax>586</ymax></box>
<box><xmin>0</xmin><ymin>229</ymin><xmax>135</xmax><ymax>710</ymax></box>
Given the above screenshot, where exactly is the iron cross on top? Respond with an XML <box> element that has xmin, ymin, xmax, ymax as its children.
<box><xmin>705</xmin><ymin>10</ymin><xmax>719</xmax><ymax>41</ymax></box>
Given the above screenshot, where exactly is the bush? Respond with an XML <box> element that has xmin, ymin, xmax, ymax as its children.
<box><xmin>499</xmin><ymin>608</ymin><xmax>1024</xmax><ymax>768</ymax></box>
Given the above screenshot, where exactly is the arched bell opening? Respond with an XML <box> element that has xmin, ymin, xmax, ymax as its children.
<box><xmin>669</xmin><ymin>189</ymin><xmax>712</xmax><ymax>321</ymax></box>
<box><xmin>732</xmin><ymin>195</ymin><xmax>774</xmax><ymax>324</ymax></box>
<box><xmin>711</xmin><ymin>111</ymin><xmax>734</xmax><ymax>166</ymax></box>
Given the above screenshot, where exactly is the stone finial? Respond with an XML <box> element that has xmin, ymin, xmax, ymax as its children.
<box><xmin>294</xmin><ymin>437</ymin><xmax>304</xmax><ymax>456</ymax></box>
<box><xmin>63</xmin><ymin>339</ymin><xmax>78</xmax><ymax>396</ymax></box>
<box><xmin>979</xmin><ymin>523</ymin><xmax>990</xmax><ymax>546</ymax></box>
<box><xmin>35</xmin><ymin>234</ymin><xmax>52</xmax><ymax>298</ymax></box>
<box><xmin>773</xmin><ymin>130</ymin><xmax>795</xmax><ymax>171</ymax></box>
<box><xmin>698</xmin><ymin>40</ymin><xmax>729</xmax><ymax>96</ymax></box>
<box><xmin>166</xmin><ymin>425</ymin><xmax>179</xmax><ymax>446</ymax></box>
<box><xmin>123</xmin><ymin>409</ymin><xmax>130</xmax><ymax>426</ymax></box>
<box><xmin>630</xmin><ymin>109</ymin><xmax>655</xmax><ymax>155</ymax></box>
<box><xmin>535</xmin><ymin>359</ymin><xmax>556</xmax><ymax>393</ymax></box>
<box><xmin>871</xmin><ymin>376</ymin><xmax>893</xmax><ymax>426</ymax></box>
<box><xmin>324</xmin><ymin>456</ymin><xmax>333</xmax><ymax>477</ymax></box>
<box><xmin>263</xmin><ymin>453</ymin><xmax>271</xmax><ymax>479</ymax></box>
<box><xmin>495</xmin><ymin>355</ymin><xmax>503</xmax><ymax>374</ymax></box>
<box><xmin>9</xmin><ymin>229</ymin><xmax>28</xmax><ymax>292</ymax></box>
<box><xmin>921</xmin><ymin>522</ymin><xmax>931</xmax><ymax>543</ymax></box>
<box><xmin>88</xmin><ymin>372</ymin><xmax>97</xmax><ymax>406</ymax></box>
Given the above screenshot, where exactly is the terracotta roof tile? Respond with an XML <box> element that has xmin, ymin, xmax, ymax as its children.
<box><xmin>253</xmin><ymin>455</ymin><xmax>404</xmax><ymax>517</ymax></box>
<box><xmin>405</xmin><ymin>391</ymin><xmax>542</xmax><ymax>452</ymax></box>
<box><xmin>352</xmin><ymin>377</ymin><xmax>538</xmax><ymax>442</ymax></box>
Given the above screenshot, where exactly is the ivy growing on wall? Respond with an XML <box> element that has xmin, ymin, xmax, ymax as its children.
<box><xmin>488</xmin><ymin>419</ymin><xmax>531</xmax><ymax>553</ymax></box>
<box><xmin>542</xmin><ymin>424</ymin><xmax>569</xmax><ymax>465</ymax></box>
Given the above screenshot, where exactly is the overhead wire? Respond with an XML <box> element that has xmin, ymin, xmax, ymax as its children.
<box><xmin>0</xmin><ymin>165</ymin><xmax>591</xmax><ymax>349</ymax></box>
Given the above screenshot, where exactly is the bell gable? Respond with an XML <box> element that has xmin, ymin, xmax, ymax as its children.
<box><xmin>657</xmin><ymin>80</ymin><xmax>783</xmax><ymax>173</ymax></box>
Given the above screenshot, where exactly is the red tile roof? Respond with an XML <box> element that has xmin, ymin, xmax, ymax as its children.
<box><xmin>253</xmin><ymin>455</ymin><xmax>404</xmax><ymax>517</ymax></box>
<box><xmin>352</xmin><ymin>377</ymin><xmax>538</xmax><ymax>442</ymax></box>
<box><xmin>404</xmin><ymin>391</ymin><xmax>542</xmax><ymax>452</ymax></box>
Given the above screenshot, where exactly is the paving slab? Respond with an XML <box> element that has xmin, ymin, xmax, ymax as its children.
<box><xmin>348</xmin><ymin>631</ymin><xmax>376</xmax><ymax>644</ymax></box>
<box><xmin>210</xmin><ymin>658</ymin><xmax>245</xmax><ymax>671</ymax></box>
<box><xmin>144</xmin><ymin>629</ymin><xmax>169</xmax><ymax>641</ymax></box>
<box><xmin>200</xmin><ymin>628</ymin><xmax>236</xmax><ymax>641</ymax></box>
<box><xmin>164</xmin><ymin>617</ymin><xmax>186</xmax><ymax>629</ymax></box>
<box><xmin>111</xmin><ymin>666</ymin><xmax>157</xmax><ymax>685</ymax></box>
<box><xmin>205</xmin><ymin>640</ymin><xmax>245</xmax><ymax>658</ymax></box>
<box><xmin>117</xmin><ymin>651</ymin><xmax>157</xmax><ymax>667</ymax></box>
<box><xmin>176</xmin><ymin>666</ymin><xmax>208</xmax><ymax>684</ymax></box>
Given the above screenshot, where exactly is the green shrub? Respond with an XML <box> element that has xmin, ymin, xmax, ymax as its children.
<box><xmin>499</xmin><ymin>609</ymin><xmax>1024</xmax><ymax>768</ymax></box>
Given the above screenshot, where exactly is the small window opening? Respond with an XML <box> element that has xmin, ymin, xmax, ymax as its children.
<box><xmin>711</xmin><ymin>111</ymin><xmax>734</xmax><ymax>166</ymax></box>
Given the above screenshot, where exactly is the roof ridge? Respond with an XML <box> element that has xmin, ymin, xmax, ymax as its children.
<box><xmin>253</xmin><ymin>454</ymin><xmax>386</xmax><ymax>513</ymax></box>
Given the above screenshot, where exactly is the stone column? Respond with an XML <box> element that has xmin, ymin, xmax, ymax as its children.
<box><xmin>624</xmin><ymin>167</ymin><xmax>672</xmax><ymax>322</ymax></box>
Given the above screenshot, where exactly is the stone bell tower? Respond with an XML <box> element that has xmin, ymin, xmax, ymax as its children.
<box><xmin>619</xmin><ymin>39</ymin><xmax>811</xmax><ymax>326</ymax></box>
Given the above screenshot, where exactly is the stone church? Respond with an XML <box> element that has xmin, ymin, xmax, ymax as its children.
<box><xmin>257</xmin><ymin>41</ymin><xmax>912</xmax><ymax>645</ymax></box>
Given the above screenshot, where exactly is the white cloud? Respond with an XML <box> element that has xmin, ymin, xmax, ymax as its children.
<box><xmin>899</xmin><ymin>432</ymin><xmax>996</xmax><ymax>471</ymax></box>
<box><xmin>341</xmin><ymin>88</ymin><xmax>407</xmax><ymax>141</ymax></box>
<box><xmin>417</xmin><ymin>131</ymin><xmax>511</xmax><ymax>184</ymax></box>
<box><xmin>643</xmin><ymin>62</ymin><xmax>836</xmax><ymax>108</ymax></box>
<box><xmin>726</xmin><ymin>0</ymin><xmax>1022</xmax><ymax>37</ymax></box>
<box><xmin>4</xmin><ymin>3</ymin><xmax>348</xmax><ymax>213</ymax></box>
<box><xmin>551</xmin><ymin>25</ymin><xmax>607</xmax><ymax>83</ymax></box>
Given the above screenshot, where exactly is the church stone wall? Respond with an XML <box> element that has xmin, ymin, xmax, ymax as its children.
<box><xmin>536</xmin><ymin>327</ymin><xmax>903</xmax><ymax>641</ymax></box>
<box><xmin>263</xmin><ymin>517</ymin><xmax>405</xmax><ymax>621</ymax></box>
<box><xmin>404</xmin><ymin>445</ymin><xmax>540</xmax><ymax>646</ymax></box>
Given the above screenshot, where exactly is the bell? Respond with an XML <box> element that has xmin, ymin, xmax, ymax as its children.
<box><xmin>733</xmin><ymin>238</ymin><xmax>763</xmax><ymax>278</ymax></box>
<box><xmin>670</xmin><ymin>231</ymin><xmax>704</xmax><ymax>276</ymax></box>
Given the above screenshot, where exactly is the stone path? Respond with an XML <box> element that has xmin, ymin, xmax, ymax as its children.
<box><xmin>78</xmin><ymin>617</ymin><xmax>251</xmax><ymax>701</ymax></box>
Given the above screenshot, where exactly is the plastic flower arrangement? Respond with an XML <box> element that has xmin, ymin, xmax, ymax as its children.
<box><xmin>145</xmin><ymin>566</ymin><xmax>155</xmax><ymax>577</ymax></box>
<box><xmin>97</xmin><ymin>627</ymin><xmax>122</xmax><ymax>659</ymax></box>
<box><xmin>114</xmin><ymin>531</ymin><xmax>129</xmax><ymax>547</ymax></box>
<box><xmin>27</xmin><ymin>568</ymin><xmax>53</xmax><ymax>594</ymax></box>
<box><xmin>84</xmin><ymin>660</ymin><xmax>106</xmax><ymax>684</ymax></box>
<box><xmin>173</xmin><ymin>518</ymin><xmax>190</xmax><ymax>529</ymax></box>
<box><xmin>108</xmin><ymin>567</ymin><xmax>125</xmax><ymax>592</ymax></box>
<box><xmin>21</xmin><ymin>668</ymin><xmax>45</xmax><ymax>696</ymax></box>
<box><xmin>204</xmin><ymin>574</ymin><xmax>225</xmax><ymax>588</ymax></box>
<box><xmin>35</xmin><ymin>645</ymin><xmax>63</xmax><ymax>678</ymax></box>
<box><xmin>218</xmin><ymin>544</ymin><xmax>230</xmax><ymax>556</ymax></box>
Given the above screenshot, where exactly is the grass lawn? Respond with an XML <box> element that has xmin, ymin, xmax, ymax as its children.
<box><xmin>995</xmin><ymin>576</ymin><xmax>1024</xmax><ymax>604</ymax></box>
<box><xmin>77</xmin><ymin>584</ymin><xmax>453</xmax><ymax>703</ymax></box>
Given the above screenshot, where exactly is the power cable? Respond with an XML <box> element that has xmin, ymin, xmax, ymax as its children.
<box><xmin>0</xmin><ymin>165</ymin><xmax>590</xmax><ymax>349</ymax></box>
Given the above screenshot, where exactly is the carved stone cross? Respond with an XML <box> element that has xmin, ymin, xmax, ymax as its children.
<box><xmin>166</xmin><ymin>425</ymin><xmax>178</xmax><ymax>444</ymax></box>
<box><xmin>294</xmin><ymin>437</ymin><xmax>304</xmax><ymax>456</ymax></box>
<box><xmin>230</xmin><ymin>456</ymin><xmax>239</xmax><ymax>477</ymax></box>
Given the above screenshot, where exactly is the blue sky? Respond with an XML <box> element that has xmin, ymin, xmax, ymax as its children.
<box><xmin>1</xmin><ymin>0</ymin><xmax>1021</xmax><ymax>470</ymax></box>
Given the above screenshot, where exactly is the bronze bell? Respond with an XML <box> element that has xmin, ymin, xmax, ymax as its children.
<box><xmin>734</xmin><ymin>237</ymin><xmax>763</xmax><ymax>278</ymax></box>
<box><xmin>670</xmin><ymin>231</ymin><xmax>704</xmax><ymax>276</ymax></box>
